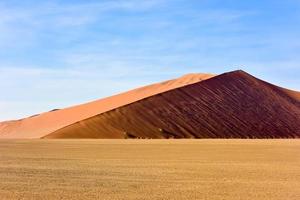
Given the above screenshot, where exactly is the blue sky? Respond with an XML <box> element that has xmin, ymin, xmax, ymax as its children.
<box><xmin>0</xmin><ymin>0</ymin><xmax>300</xmax><ymax>120</ymax></box>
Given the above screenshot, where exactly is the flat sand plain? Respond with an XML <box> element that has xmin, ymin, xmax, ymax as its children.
<box><xmin>0</xmin><ymin>139</ymin><xmax>299</xmax><ymax>200</ymax></box>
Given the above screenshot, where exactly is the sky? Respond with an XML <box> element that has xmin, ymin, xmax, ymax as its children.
<box><xmin>0</xmin><ymin>0</ymin><xmax>300</xmax><ymax>121</ymax></box>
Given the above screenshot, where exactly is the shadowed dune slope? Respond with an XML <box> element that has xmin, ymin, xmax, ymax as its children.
<box><xmin>45</xmin><ymin>70</ymin><xmax>300</xmax><ymax>139</ymax></box>
<box><xmin>0</xmin><ymin>73</ymin><xmax>214</xmax><ymax>138</ymax></box>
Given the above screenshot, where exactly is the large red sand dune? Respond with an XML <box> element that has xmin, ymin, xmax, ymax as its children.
<box><xmin>1</xmin><ymin>70</ymin><xmax>299</xmax><ymax>139</ymax></box>
<box><xmin>44</xmin><ymin>70</ymin><xmax>300</xmax><ymax>139</ymax></box>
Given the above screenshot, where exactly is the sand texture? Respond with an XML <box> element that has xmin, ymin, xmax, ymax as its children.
<box><xmin>0</xmin><ymin>139</ymin><xmax>299</xmax><ymax>200</ymax></box>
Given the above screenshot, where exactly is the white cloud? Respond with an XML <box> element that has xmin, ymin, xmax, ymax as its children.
<box><xmin>0</xmin><ymin>0</ymin><xmax>167</xmax><ymax>48</ymax></box>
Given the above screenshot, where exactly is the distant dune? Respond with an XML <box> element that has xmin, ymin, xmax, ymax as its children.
<box><xmin>0</xmin><ymin>70</ymin><xmax>299</xmax><ymax>139</ymax></box>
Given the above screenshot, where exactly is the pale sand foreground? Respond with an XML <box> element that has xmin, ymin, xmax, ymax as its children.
<box><xmin>0</xmin><ymin>140</ymin><xmax>299</xmax><ymax>200</ymax></box>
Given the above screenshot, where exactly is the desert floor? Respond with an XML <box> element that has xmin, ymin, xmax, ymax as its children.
<box><xmin>0</xmin><ymin>139</ymin><xmax>299</xmax><ymax>200</ymax></box>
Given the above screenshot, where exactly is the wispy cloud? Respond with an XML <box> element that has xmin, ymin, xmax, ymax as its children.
<box><xmin>0</xmin><ymin>0</ymin><xmax>167</xmax><ymax>47</ymax></box>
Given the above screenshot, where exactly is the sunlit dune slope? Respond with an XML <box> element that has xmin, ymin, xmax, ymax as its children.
<box><xmin>279</xmin><ymin>88</ymin><xmax>300</xmax><ymax>101</ymax></box>
<box><xmin>0</xmin><ymin>73</ymin><xmax>214</xmax><ymax>138</ymax></box>
<box><xmin>45</xmin><ymin>70</ymin><xmax>300</xmax><ymax>139</ymax></box>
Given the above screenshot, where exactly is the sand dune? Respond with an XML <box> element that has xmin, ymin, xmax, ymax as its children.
<box><xmin>44</xmin><ymin>70</ymin><xmax>300</xmax><ymax>139</ymax></box>
<box><xmin>1</xmin><ymin>70</ymin><xmax>299</xmax><ymax>139</ymax></box>
<box><xmin>0</xmin><ymin>73</ymin><xmax>214</xmax><ymax>138</ymax></box>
